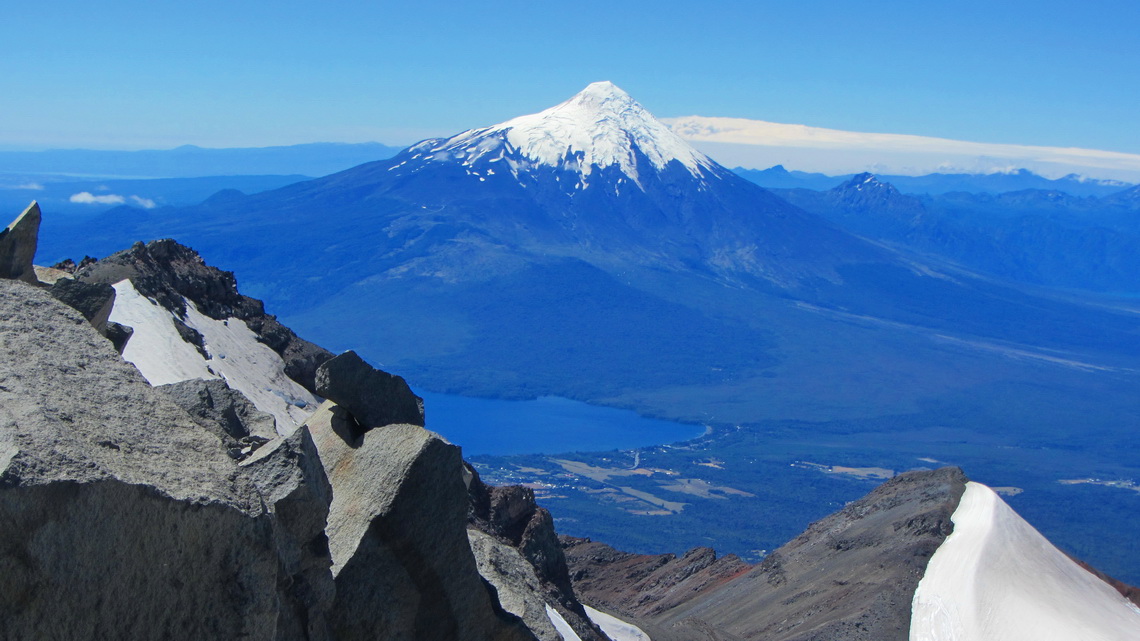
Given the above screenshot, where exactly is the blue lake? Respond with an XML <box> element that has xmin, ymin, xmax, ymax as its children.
<box><xmin>416</xmin><ymin>390</ymin><xmax>705</xmax><ymax>456</ymax></box>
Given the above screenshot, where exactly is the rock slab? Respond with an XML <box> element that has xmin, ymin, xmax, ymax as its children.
<box><xmin>242</xmin><ymin>426</ymin><xmax>336</xmax><ymax>641</ymax></box>
<box><xmin>158</xmin><ymin>378</ymin><xmax>279</xmax><ymax>458</ymax></box>
<box><xmin>49</xmin><ymin>277</ymin><xmax>116</xmax><ymax>333</ymax></box>
<box><xmin>315</xmin><ymin>350</ymin><xmax>424</xmax><ymax>429</ymax></box>
<box><xmin>468</xmin><ymin>465</ymin><xmax>609</xmax><ymax>641</ymax></box>
<box><xmin>469</xmin><ymin>529</ymin><xmax>565</xmax><ymax>641</ymax></box>
<box><xmin>0</xmin><ymin>202</ymin><xmax>40</xmax><ymax>283</ymax></box>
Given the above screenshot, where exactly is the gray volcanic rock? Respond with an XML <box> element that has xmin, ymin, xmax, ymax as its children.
<box><xmin>104</xmin><ymin>320</ymin><xmax>134</xmax><ymax>353</ymax></box>
<box><xmin>76</xmin><ymin>239</ymin><xmax>334</xmax><ymax>393</ymax></box>
<box><xmin>643</xmin><ymin>467</ymin><xmax>969</xmax><ymax>641</ymax></box>
<box><xmin>32</xmin><ymin>264</ymin><xmax>73</xmax><ymax>285</ymax></box>
<box><xmin>241</xmin><ymin>427</ymin><xmax>336</xmax><ymax>641</ymax></box>
<box><xmin>0</xmin><ymin>202</ymin><xmax>40</xmax><ymax>283</ymax></box>
<box><xmin>0</xmin><ymin>279</ymin><xmax>265</xmax><ymax>635</ymax></box>
<box><xmin>158</xmin><ymin>378</ymin><xmax>278</xmax><ymax>458</ymax></box>
<box><xmin>49</xmin><ymin>277</ymin><xmax>115</xmax><ymax>333</ymax></box>
<box><xmin>469</xmin><ymin>529</ymin><xmax>565</xmax><ymax>641</ymax></box>
<box><xmin>0</xmin><ymin>278</ymin><xmax>246</xmax><ymax>500</ymax></box>
<box><xmin>0</xmin><ymin>278</ymin><xmax>334</xmax><ymax>639</ymax></box>
<box><xmin>315</xmin><ymin>350</ymin><xmax>424</xmax><ymax>429</ymax></box>
<box><xmin>560</xmin><ymin>536</ymin><xmax>749</xmax><ymax>623</ymax></box>
<box><xmin>305</xmin><ymin>402</ymin><xmax>533</xmax><ymax>641</ymax></box>
<box><xmin>0</xmin><ymin>479</ymin><xmax>281</xmax><ymax>639</ymax></box>
<box><xmin>468</xmin><ymin>465</ymin><xmax>608</xmax><ymax>641</ymax></box>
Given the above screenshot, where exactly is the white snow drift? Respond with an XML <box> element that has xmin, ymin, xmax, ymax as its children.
<box><xmin>910</xmin><ymin>482</ymin><xmax>1140</xmax><ymax>641</ymax></box>
<box><xmin>110</xmin><ymin>280</ymin><xmax>318</xmax><ymax>433</ymax></box>
<box><xmin>583</xmin><ymin>605</ymin><xmax>651</xmax><ymax>641</ymax></box>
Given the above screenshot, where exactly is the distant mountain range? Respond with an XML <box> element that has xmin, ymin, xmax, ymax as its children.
<box><xmin>735</xmin><ymin>164</ymin><xmax>1135</xmax><ymax>197</ymax></box>
<box><xmin>0</xmin><ymin>141</ymin><xmax>402</xmax><ymax>221</ymax></box>
<box><xmin>0</xmin><ymin>141</ymin><xmax>401</xmax><ymax>179</ymax></box>
<box><xmin>771</xmin><ymin>173</ymin><xmax>1140</xmax><ymax>293</ymax></box>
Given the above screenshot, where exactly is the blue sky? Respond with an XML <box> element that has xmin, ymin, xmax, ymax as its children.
<box><xmin>3</xmin><ymin>1</ymin><xmax>1138</xmax><ymax>152</ymax></box>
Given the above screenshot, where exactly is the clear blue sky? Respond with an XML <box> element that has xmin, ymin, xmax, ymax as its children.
<box><xmin>3</xmin><ymin>0</ymin><xmax>1138</xmax><ymax>152</ymax></box>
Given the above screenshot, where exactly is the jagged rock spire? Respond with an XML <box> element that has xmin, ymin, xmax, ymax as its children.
<box><xmin>0</xmin><ymin>201</ymin><xmax>41</xmax><ymax>283</ymax></box>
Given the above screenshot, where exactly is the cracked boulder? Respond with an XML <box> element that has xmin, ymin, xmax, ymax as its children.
<box><xmin>469</xmin><ymin>529</ymin><xmax>567</xmax><ymax>641</ymax></box>
<box><xmin>241</xmin><ymin>426</ymin><xmax>336</xmax><ymax>641</ymax></box>
<box><xmin>158</xmin><ymin>378</ymin><xmax>279</xmax><ymax>460</ymax></box>
<box><xmin>305</xmin><ymin>401</ymin><xmax>533</xmax><ymax>641</ymax></box>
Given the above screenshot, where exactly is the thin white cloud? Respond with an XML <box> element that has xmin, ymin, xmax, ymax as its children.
<box><xmin>664</xmin><ymin>116</ymin><xmax>1140</xmax><ymax>182</ymax></box>
<box><xmin>130</xmin><ymin>195</ymin><xmax>157</xmax><ymax>209</ymax></box>
<box><xmin>69</xmin><ymin>192</ymin><xmax>157</xmax><ymax>208</ymax></box>
<box><xmin>70</xmin><ymin>191</ymin><xmax>126</xmax><ymax>205</ymax></box>
<box><xmin>12</xmin><ymin>182</ymin><xmax>44</xmax><ymax>190</ymax></box>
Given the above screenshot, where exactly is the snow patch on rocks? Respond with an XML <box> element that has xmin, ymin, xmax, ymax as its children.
<box><xmin>546</xmin><ymin>604</ymin><xmax>583</xmax><ymax>641</ymax></box>
<box><xmin>110</xmin><ymin>279</ymin><xmax>317</xmax><ymax>433</ymax></box>
<box><xmin>111</xmin><ymin>279</ymin><xmax>215</xmax><ymax>385</ymax></box>
<box><xmin>583</xmin><ymin>605</ymin><xmax>651</xmax><ymax>641</ymax></box>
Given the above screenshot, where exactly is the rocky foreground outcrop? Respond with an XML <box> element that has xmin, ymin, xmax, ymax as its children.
<box><xmin>0</xmin><ymin>204</ymin><xmax>587</xmax><ymax>640</ymax></box>
<box><xmin>0</xmin><ymin>274</ymin><xmax>549</xmax><ymax>641</ymax></box>
<box><xmin>0</xmin><ymin>204</ymin><xmax>133</xmax><ymax>348</ymax></box>
<box><xmin>0</xmin><ymin>278</ymin><xmax>334</xmax><ymax>639</ymax></box>
<box><xmin>312</xmin><ymin>406</ymin><xmax>534</xmax><ymax>640</ymax></box>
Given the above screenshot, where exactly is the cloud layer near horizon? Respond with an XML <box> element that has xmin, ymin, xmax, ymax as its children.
<box><xmin>664</xmin><ymin>116</ymin><xmax>1140</xmax><ymax>182</ymax></box>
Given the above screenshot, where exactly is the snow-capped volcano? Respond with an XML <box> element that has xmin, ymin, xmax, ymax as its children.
<box><xmin>405</xmin><ymin>81</ymin><xmax>718</xmax><ymax>188</ymax></box>
<box><xmin>126</xmin><ymin>81</ymin><xmax>891</xmax><ymax>290</ymax></box>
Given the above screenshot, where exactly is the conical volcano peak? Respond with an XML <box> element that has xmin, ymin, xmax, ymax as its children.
<box><xmin>422</xmin><ymin>82</ymin><xmax>718</xmax><ymax>187</ymax></box>
<box><xmin>561</xmin><ymin>80</ymin><xmax>637</xmax><ymax>113</ymax></box>
<box><xmin>578</xmin><ymin>80</ymin><xmax>623</xmax><ymax>94</ymax></box>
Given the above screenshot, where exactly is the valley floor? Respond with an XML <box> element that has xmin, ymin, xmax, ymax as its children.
<box><xmin>472</xmin><ymin>409</ymin><xmax>1140</xmax><ymax>584</ymax></box>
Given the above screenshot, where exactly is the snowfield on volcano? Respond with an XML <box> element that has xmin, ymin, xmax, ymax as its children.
<box><xmin>411</xmin><ymin>81</ymin><xmax>718</xmax><ymax>187</ymax></box>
